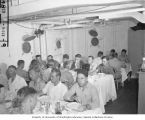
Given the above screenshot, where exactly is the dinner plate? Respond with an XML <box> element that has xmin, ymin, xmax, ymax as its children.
<box><xmin>66</xmin><ymin>102</ymin><xmax>81</xmax><ymax>111</ymax></box>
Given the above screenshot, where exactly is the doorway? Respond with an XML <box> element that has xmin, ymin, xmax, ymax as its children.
<box><xmin>128</xmin><ymin>29</ymin><xmax>145</xmax><ymax>75</ymax></box>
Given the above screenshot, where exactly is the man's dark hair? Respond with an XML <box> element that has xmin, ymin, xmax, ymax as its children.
<box><xmin>17</xmin><ymin>60</ymin><xmax>24</xmax><ymax>66</ymax></box>
<box><xmin>114</xmin><ymin>53</ymin><xmax>118</xmax><ymax>58</ymax></box>
<box><xmin>88</xmin><ymin>56</ymin><xmax>94</xmax><ymax>59</ymax></box>
<box><xmin>48</xmin><ymin>55</ymin><xmax>53</xmax><ymax>59</ymax></box>
<box><xmin>0</xmin><ymin>84</ymin><xmax>4</xmax><ymax>88</ymax></box>
<box><xmin>47</xmin><ymin>59</ymin><xmax>55</xmax><ymax>67</ymax></box>
<box><xmin>63</xmin><ymin>61</ymin><xmax>70</xmax><ymax>69</ymax></box>
<box><xmin>75</xmin><ymin>54</ymin><xmax>82</xmax><ymax>58</ymax></box>
<box><xmin>97</xmin><ymin>51</ymin><xmax>103</xmax><ymax>57</ymax></box>
<box><xmin>8</xmin><ymin>65</ymin><xmax>17</xmax><ymax>70</ymax></box>
<box><xmin>63</xmin><ymin>54</ymin><xmax>69</xmax><ymax>59</ymax></box>
<box><xmin>12</xmin><ymin>86</ymin><xmax>37</xmax><ymax>108</ymax></box>
<box><xmin>110</xmin><ymin>49</ymin><xmax>116</xmax><ymax>58</ymax></box>
<box><xmin>121</xmin><ymin>49</ymin><xmax>127</xmax><ymax>53</ymax></box>
<box><xmin>77</xmin><ymin>69</ymin><xmax>88</xmax><ymax>77</ymax></box>
<box><xmin>51</xmin><ymin>68</ymin><xmax>61</xmax><ymax>77</ymax></box>
<box><xmin>35</xmin><ymin>55</ymin><xmax>41</xmax><ymax>58</ymax></box>
<box><xmin>17</xmin><ymin>86</ymin><xmax>37</xmax><ymax>97</ymax></box>
<box><xmin>102</xmin><ymin>56</ymin><xmax>109</xmax><ymax>61</ymax></box>
<box><xmin>29</xmin><ymin>59</ymin><xmax>39</xmax><ymax>71</ymax></box>
<box><xmin>6</xmin><ymin>65</ymin><xmax>17</xmax><ymax>79</ymax></box>
<box><xmin>110</xmin><ymin>49</ymin><xmax>116</xmax><ymax>53</ymax></box>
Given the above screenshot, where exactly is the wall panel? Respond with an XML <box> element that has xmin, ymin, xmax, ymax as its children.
<box><xmin>0</xmin><ymin>23</ymin><xmax>34</xmax><ymax>70</ymax></box>
<box><xmin>0</xmin><ymin>20</ymin><xmax>132</xmax><ymax>71</ymax></box>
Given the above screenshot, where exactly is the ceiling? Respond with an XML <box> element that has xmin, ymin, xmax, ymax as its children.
<box><xmin>5</xmin><ymin>0</ymin><xmax>145</xmax><ymax>29</ymax></box>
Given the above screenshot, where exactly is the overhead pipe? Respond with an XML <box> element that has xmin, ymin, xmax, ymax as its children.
<box><xmin>99</xmin><ymin>12</ymin><xmax>145</xmax><ymax>23</ymax></box>
<box><xmin>22</xmin><ymin>7</ymin><xmax>144</xmax><ymax>23</ymax></box>
<box><xmin>42</xmin><ymin>7</ymin><xmax>145</xmax><ymax>20</ymax></box>
<box><xmin>9</xmin><ymin>0</ymin><xmax>137</xmax><ymax>18</ymax></box>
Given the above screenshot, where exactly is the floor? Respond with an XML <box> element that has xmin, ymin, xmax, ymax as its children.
<box><xmin>105</xmin><ymin>78</ymin><xmax>138</xmax><ymax>114</ymax></box>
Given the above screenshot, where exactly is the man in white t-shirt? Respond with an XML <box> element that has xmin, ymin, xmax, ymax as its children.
<box><xmin>42</xmin><ymin>68</ymin><xmax>67</xmax><ymax>103</ymax></box>
<box><xmin>5</xmin><ymin>65</ymin><xmax>27</xmax><ymax>100</ymax></box>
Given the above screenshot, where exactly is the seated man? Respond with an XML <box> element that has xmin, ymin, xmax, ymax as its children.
<box><xmin>71</xmin><ymin>54</ymin><xmax>84</xmax><ymax>70</ymax></box>
<box><xmin>88</xmin><ymin>56</ymin><xmax>98</xmax><ymax>75</ymax></box>
<box><xmin>61</xmin><ymin>61</ymin><xmax>75</xmax><ymax>89</ymax></box>
<box><xmin>5</xmin><ymin>65</ymin><xmax>27</xmax><ymax>100</ymax></box>
<box><xmin>0</xmin><ymin>68</ymin><xmax>8</xmax><ymax>89</ymax></box>
<box><xmin>118</xmin><ymin>49</ymin><xmax>132</xmax><ymax>78</ymax></box>
<box><xmin>10</xmin><ymin>86</ymin><xmax>37</xmax><ymax>114</ymax></box>
<box><xmin>21</xmin><ymin>93</ymin><xmax>38</xmax><ymax>114</ymax></box>
<box><xmin>11</xmin><ymin>88</ymin><xmax>38</xmax><ymax>114</ymax></box>
<box><xmin>98</xmin><ymin>56</ymin><xmax>115</xmax><ymax>77</ymax></box>
<box><xmin>42</xmin><ymin>68</ymin><xmax>67</xmax><ymax>103</ymax></box>
<box><xmin>118</xmin><ymin>49</ymin><xmax>129</xmax><ymax>63</ymax></box>
<box><xmin>12</xmin><ymin>86</ymin><xmax>37</xmax><ymax>107</ymax></box>
<box><xmin>46</xmin><ymin>55</ymin><xmax>60</xmax><ymax>69</ymax></box>
<box><xmin>109</xmin><ymin>49</ymin><xmax>116</xmax><ymax>59</ymax></box>
<box><xmin>61</xmin><ymin>54</ymin><xmax>69</xmax><ymax>68</ymax></box>
<box><xmin>35</xmin><ymin>55</ymin><xmax>51</xmax><ymax>79</ymax></box>
<box><xmin>47</xmin><ymin>55</ymin><xmax>53</xmax><ymax>62</ymax></box>
<box><xmin>64</xmin><ymin>69</ymin><xmax>100</xmax><ymax>112</ymax></box>
<box><xmin>16</xmin><ymin>60</ymin><xmax>29</xmax><ymax>82</ymax></box>
<box><xmin>93</xmin><ymin>51</ymin><xmax>103</xmax><ymax>68</ymax></box>
<box><xmin>41</xmin><ymin>66</ymin><xmax>51</xmax><ymax>83</ymax></box>
<box><xmin>108</xmin><ymin>55</ymin><xmax>123</xmax><ymax>81</ymax></box>
<box><xmin>35</xmin><ymin>55</ymin><xmax>47</xmax><ymax>70</ymax></box>
<box><xmin>29</xmin><ymin>69</ymin><xmax>45</xmax><ymax>92</ymax></box>
<box><xmin>109</xmin><ymin>53</ymin><xmax>122</xmax><ymax>72</ymax></box>
<box><xmin>66</xmin><ymin>60</ymin><xmax>77</xmax><ymax>82</ymax></box>
<box><xmin>0</xmin><ymin>84</ymin><xmax>5</xmax><ymax>102</ymax></box>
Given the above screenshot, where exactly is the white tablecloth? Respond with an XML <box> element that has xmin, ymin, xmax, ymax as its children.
<box><xmin>88</xmin><ymin>74</ymin><xmax>117</xmax><ymax>113</ymax></box>
<box><xmin>62</xmin><ymin>108</ymin><xmax>102</xmax><ymax>114</ymax></box>
<box><xmin>33</xmin><ymin>100</ymin><xmax>102</xmax><ymax>114</ymax></box>
<box><xmin>121</xmin><ymin>68</ymin><xmax>128</xmax><ymax>83</ymax></box>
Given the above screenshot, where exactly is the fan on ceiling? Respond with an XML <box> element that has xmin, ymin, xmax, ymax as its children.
<box><xmin>22</xmin><ymin>34</ymin><xmax>36</xmax><ymax>42</ymax></box>
<box><xmin>22</xmin><ymin>28</ymin><xmax>44</xmax><ymax>54</ymax></box>
<box><xmin>22</xmin><ymin>29</ymin><xmax>44</xmax><ymax>41</ymax></box>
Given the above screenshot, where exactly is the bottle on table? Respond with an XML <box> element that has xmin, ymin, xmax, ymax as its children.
<box><xmin>55</xmin><ymin>102</ymin><xmax>62</xmax><ymax>114</ymax></box>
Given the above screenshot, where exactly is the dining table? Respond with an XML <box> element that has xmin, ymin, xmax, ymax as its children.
<box><xmin>0</xmin><ymin>93</ymin><xmax>103</xmax><ymax>115</ymax></box>
<box><xmin>120</xmin><ymin>68</ymin><xmax>128</xmax><ymax>83</ymax></box>
<box><xmin>88</xmin><ymin>73</ymin><xmax>117</xmax><ymax>113</ymax></box>
<box><xmin>33</xmin><ymin>97</ymin><xmax>103</xmax><ymax>115</ymax></box>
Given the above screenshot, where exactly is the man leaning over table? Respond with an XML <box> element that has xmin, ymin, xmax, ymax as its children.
<box><xmin>63</xmin><ymin>69</ymin><xmax>100</xmax><ymax>112</ymax></box>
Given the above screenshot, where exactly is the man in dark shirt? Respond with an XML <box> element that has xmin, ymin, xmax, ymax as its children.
<box><xmin>16</xmin><ymin>60</ymin><xmax>29</xmax><ymax>82</ymax></box>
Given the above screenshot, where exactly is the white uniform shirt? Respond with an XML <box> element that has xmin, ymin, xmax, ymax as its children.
<box><xmin>93</xmin><ymin>57</ymin><xmax>102</xmax><ymax>68</ymax></box>
<box><xmin>42</xmin><ymin>81</ymin><xmax>67</xmax><ymax>103</ymax></box>
<box><xmin>6</xmin><ymin>75</ymin><xmax>27</xmax><ymax>100</ymax></box>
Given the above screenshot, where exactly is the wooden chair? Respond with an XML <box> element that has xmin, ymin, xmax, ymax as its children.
<box><xmin>113</xmin><ymin>68</ymin><xmax>122</xmax><ymax>90</ymax></box>
<box><xmin>115</xmin><ymin>76</ymin><xmax>122</xmax><ymax>90</ymax></box>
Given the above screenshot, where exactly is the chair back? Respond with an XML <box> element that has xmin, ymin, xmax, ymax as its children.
<box><xmin>0</xmin><ymin>63</ymin><xmax>7</xmax><ymax>75</ymax></box>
